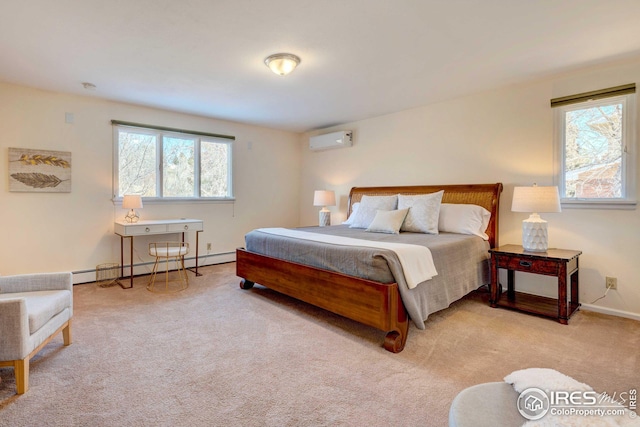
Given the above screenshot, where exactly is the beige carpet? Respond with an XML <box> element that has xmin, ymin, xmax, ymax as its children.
<box><xmin>0</xmin><ymin>262</ymin><xmax>638</xmax><ymax>427</ymax></box>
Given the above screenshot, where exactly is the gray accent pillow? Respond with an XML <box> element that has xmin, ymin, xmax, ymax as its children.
<box><xmin>398</xmin><ymin>191</ymin><xmax>444</xmax><ymax>234</ymax></box>
<box><xmin>349</xmin><ymin>195</ymin><xmax>398</xmax><ymax>229</ymax></box>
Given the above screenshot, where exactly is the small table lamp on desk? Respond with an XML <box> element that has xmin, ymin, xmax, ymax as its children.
<box><xmin>122</xmin><ymin>194</ymin><xmax>143</xmax><ymax>223</ymax></box>
<box><xmin>314</xmin><ymin>190</ymin><xmax>336</xmax><ymax>227</ymax></box>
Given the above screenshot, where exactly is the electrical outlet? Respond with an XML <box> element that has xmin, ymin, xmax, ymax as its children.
<box><xmin>206</xmin><ymin>243</ymin><xmax>212</xmax><ymax>251</ymax></box>
<box><xmin>605</xmin><ymin>276</ymin><xmax>617</xmax><ymax>290</ymax></box>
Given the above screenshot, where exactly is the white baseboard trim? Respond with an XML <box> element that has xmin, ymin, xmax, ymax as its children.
<box><xmin>579</xmin><ymin>303</ymin><xmax>640</xmax><ymax>322</ymax></box>
<box><xmin>72</xmin><ymin>251</ymin><xmax>237</xmax><ymax>285</ymax></box>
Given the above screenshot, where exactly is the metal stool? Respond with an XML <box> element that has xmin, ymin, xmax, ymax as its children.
<box><xmin>147</xmin><ymin>242</ymin><xmax>189</xmax><ymax>293</ymax></box>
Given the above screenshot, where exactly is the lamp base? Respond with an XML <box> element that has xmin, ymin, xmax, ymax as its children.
<box><xmin>125</xmin><ymin>210</ymin><xmax>140</xmax><ymax>223</ymax></box>
<box><xmin>319</xmin><ymin>209</ymin><xmax>331</xmax><ymax>227</ymax></box>
<box><xmin>522</xmin><ymin>214</ymin><xmax>548</xmax><ymax>252</ymax></box>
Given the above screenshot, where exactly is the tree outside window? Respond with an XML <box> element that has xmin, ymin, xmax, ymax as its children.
<box><xmin>114</xmin><ymin>124</ymin><xmax>233</xmax><ymax>200</ymax></box>
<box><xmin>554</xmin><ymin>91</ymin><xmax>635</xmax><ymax>208</ymax></box>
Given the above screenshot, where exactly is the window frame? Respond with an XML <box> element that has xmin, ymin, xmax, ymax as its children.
<box><xmin>112</xmin><ymin>123</ymin><xmax>235</xmax><ymax>203</ymax></box>
<box><xmin>553</xmin><ymin>93</ymin><xmax>637</xmax><ymax>209</ymax></box>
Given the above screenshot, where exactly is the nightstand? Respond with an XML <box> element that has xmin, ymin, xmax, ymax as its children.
<box><xmin>489</xmin><ymin>244</ymin><xmax>582</xmax><ymax>324</ymax></box>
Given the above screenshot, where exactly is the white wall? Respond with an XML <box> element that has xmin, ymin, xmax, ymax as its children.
<box><xmin>300</xmin><ymin>57</ymin><xmax>640</xmax><ymax>319</ymax></box>
<box><xmin>0</xmin><ymin>82</ymin><xmax>301</xmax><ymax>282</ymax></box>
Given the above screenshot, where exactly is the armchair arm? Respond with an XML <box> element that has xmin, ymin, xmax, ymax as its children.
<box><xmin>0</xmin><ymin>298</ymin><xmax>30</xmax><ymax>360</ymax></box>
<box><xmin>0</xmin><ymin>272</ymin><xmax>72</xmax><ymax>294</ymax></box>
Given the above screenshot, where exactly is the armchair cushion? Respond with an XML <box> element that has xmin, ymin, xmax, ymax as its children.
<box><xmin>0</xmin><ymin>272</ymin><xmax>73</xmax><ymax>317</ymax></box>
<box><xmin>0</xmin><ymin>290</ymin><xmax>71</xmax><ymax>333</ymax></box>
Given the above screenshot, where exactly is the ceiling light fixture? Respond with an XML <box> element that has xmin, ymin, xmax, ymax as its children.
<box><xmin>264</xmin><ymin>53</ymin><xmax>300</xmax><ymax>76</ymax></box>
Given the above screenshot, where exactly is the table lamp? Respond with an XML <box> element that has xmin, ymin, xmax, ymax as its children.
<box><xmin>122</xmin><ymin>194</ymin><xmax>143</xmax><ymax>223</ymax></box>
<box><xmin>313</xmin><ymin>190</ymin><xmax>336</xmax><ymax>227</ymax></box>
<box><xmin>511</xmin><ymin>184</ymin><xmax>561</xmax><ymax>252</ymax></box>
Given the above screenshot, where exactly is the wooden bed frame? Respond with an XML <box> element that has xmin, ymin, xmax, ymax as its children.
<box><xmin>236</xmin><ymin>183</ymin><xmax>503</xmax><ymax>353</ymax></box>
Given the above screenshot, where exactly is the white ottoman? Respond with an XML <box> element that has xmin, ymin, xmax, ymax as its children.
<box><xmin>449</xmin><ymin>382</ymin><xmax>525</xmax><ymax>427</ymax></box>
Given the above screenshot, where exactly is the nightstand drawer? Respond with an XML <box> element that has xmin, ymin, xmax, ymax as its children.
<box><xmin>495</xmin><ymin>255</ymin><xmax>559</xmax><ymax>275</ymax></box>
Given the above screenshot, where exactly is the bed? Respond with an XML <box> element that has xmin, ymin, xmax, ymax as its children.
<box><xmin>236</xmin><ymin>183</ymin><xmax>503</xmax><ymax>353</ymax></box>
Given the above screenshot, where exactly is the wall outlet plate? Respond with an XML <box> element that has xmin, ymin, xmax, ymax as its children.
<box><xmin>606</xmin><ymin>276</ymin><xmax>617</xmax><ymax>290</ymax></box>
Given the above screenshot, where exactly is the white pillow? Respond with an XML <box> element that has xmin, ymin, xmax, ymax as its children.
<box><xmin>398</xmin><ymin>191</ymin><xmax>444</xmax><ymax>234</ymax></box>
<box><xmin>349</xmin><ymin>195</ymin><xmax>398</xmax><ymax>229</ymax></box>
<box><xmin>342</xmin><ymin>202</ymin><xmax>360</xmax><ymax>225</ymax></box>
<box><xmin>438</xmin><ymin>203</ymin><xmax>491</xmax><ymax>240</ymax></box>
<box><xmin>366</xmin><ymin>209</ymin><xmax>409</xmax><ymax>234</ymax></box>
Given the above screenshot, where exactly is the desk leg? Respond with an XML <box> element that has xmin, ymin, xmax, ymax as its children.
<box><xmin>184</xmin><ymin>230</ymin><xmax>203</xmax><ymax>277</ymax></box>
<box><xmin>120</xmin><ymin>236</ymin><xmax>124</xmax><ymax>279</ymax></box>
<box><xmin>195</xmin><ymin>230</ymin><xmax>202</xmax><ymax>276</ymax></box>
<box><xmin>118</xmin><ymin>236</ymin><xmax>133</xmax><ymax>289</ymax></box>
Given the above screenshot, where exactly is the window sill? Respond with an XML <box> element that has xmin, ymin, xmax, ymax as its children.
<box><xmin>113</xmin><ymin>197</ymin><xmax>235</xmax><ymax>206</ymax></box>
<box><xmin>560</xmin><ymin>199</ymin><xmax>637</xmax><ymax>210</ymax></box>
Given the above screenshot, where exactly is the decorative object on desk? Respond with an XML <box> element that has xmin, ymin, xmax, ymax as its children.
<box><xmin>511</xmin><ymin>184</ymin><xmax>561</xmax><ymax>252</ymax></box>
<box><xmin>8</xmin><ymin>147</ymin><xmax>71</xmax><ymax>192</ymax></box>
<box><xmin>264</xmin><ymin>53</ymin><xmax>300</xmax><ymax>76</ymax></box>
<box><xmin>122</xmin><ymin>194</ymin><xmax>143</xmax><ymax>223</ymax></box>
<box><xmin>313</xmin><ymin>190</ymin><xmax>336</xmax><ymax>227</ymax></box>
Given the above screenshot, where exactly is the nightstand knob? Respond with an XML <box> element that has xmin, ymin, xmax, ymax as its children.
<box><xmin>519</xmin><ymin>260</ymin><xmax>532</xmax><ymax>268</ymax></box>
<box><xmin>184</xmin><ymin>225</ymin><xmax>189</xmax><ymax>230</ymax></box>
<box><xmin>145</xmin><ymin>227</ymin><xmax>150</xmax><ymax>232</ymax></box>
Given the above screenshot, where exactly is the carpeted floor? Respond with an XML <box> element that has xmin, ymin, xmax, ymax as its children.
<box><xmin>0</xmin><ymin>262</ymin><xmax>638</xmax><ymax>426</ymax></box>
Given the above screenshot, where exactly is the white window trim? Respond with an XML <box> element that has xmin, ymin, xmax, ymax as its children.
<box><xmin>112</xmin><ymin>123</ymin><xmax>235</xmax><ymax>202</ymax></box>
<box><xmin>553</xmin><ymin>93</ymin><xmax>637</xmax><ymax>210</ymax></box>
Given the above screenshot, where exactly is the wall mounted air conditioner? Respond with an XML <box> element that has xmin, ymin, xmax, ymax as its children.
<box><xmin>309</xmin><ymin>131</ymin><xmax>353</xmax><ymax>151</ymax></box>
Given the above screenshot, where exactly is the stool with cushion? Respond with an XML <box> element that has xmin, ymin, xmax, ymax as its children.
<box><xmin>147</xmin><ymin>242</ymin><xmax>189</xmax><ymax>293</ymax></box>
<box><xmin>0</xmin><ymin>272</ymin><xmax>73</xmax><ymax>394</ymax></box>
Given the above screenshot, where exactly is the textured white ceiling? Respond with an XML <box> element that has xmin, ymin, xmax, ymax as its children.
<box><xmin>2</xmin><ymin>0</ymin><xmax>640</xmax><ymax>132</ymax></box>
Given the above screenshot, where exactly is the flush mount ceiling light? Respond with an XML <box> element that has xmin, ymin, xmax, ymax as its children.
<box><xmin>264</xmin><ymin>53</ymin><xmax>301</xmax><ymax>76</ymax></box>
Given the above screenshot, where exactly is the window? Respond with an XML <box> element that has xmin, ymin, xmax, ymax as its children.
<box><xmin>552</xmin><ymin>85</ymin><xmax>636</xmax><ymax>208</ymax></box>
<box><xmin>113</xmin><ymin>121</ymin><xmax>234</xmax><ymax>200</ymax></box>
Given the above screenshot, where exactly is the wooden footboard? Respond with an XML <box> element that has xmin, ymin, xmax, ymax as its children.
<box><xmin>236</xmin><ymin>248</ymin><xmax>409</xmax><ymax>353</ymax></box>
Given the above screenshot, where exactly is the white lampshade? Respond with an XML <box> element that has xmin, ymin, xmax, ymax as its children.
<box><xmin>512</xmin><ymin>186</ymin><xmax>561</xmax><ymax>213</ymax></box>
<box><xmin>264</xmin><ymin>53</ymin><xmax>301</xmax><ymax>76</ymax></box>
<box><xmin>512</xmin><ymin>185</ymin><xmax>561</xmax><ymax>252</ymax></box>
<box><xmin>313</xmin><ymin>190</ymin><xmax>336</xmax><ymax>227</ymax></box>
<box><xmin>122</xmin><ymin>194</ymin><xmax>143</xmax><ymax>209</ymax></box>
<box><xmin>313</xmin><ymin>190</ymin><xmax>336</xmax><ymax>207</ymax></box>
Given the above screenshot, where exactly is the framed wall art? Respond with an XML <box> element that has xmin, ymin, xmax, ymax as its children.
<box><xmin>8</xmin><ymin>147</ymin><xmax>72</xmax><ymax>193</ymax></box>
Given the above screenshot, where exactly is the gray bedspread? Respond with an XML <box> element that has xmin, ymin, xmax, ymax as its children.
<box><xmin>244</xmin><ymin>225</ymin><xmax>490</xmax><ymax>329</ymax></box>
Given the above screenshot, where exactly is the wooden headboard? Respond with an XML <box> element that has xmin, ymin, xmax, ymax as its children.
<box><xmin>347</xmin><ymin>183</ymin><xmax>503</xmax><ymax>248</ymax></box>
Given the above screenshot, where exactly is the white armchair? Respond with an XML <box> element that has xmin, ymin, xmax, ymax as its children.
<box><xmin>0</xmin><ymin>272</ymin><xmax>73</xmax><ymax>394</ymax></box>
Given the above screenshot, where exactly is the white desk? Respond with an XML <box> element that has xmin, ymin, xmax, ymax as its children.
<box><xmin>114</xmin><ymin>219</ymin><xmax>204</xmax><ymax>289</ymax></box>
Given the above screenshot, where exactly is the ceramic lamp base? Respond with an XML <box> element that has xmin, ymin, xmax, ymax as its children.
<box><xmin>522</xmin><ymin>214</ymin><xmax>548</xmax><ymax>252</ymax></box>
<box><xmin>319</xmin><ymin>210</ymin><xmax>331</xmax><ymax>227</ymax></box>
